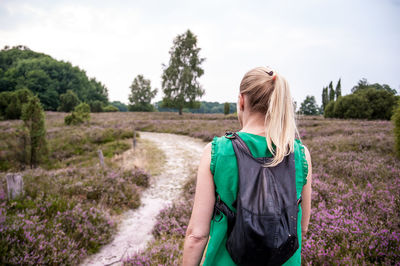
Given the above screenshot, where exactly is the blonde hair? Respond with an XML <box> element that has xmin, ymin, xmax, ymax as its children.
<box><xmin>239</xmin><ymin>66</ymin><xmax>299</xmax><ymax>167</ymax></box>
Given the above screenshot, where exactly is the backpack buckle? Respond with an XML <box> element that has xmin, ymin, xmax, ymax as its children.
<box><xmin>297</xmin><ymin>196</ymin><xmax>302</xmax><ymax>206</ymax></box>
<box><xmin>225</xmin><ymin>131</ymin><xmax>236</xmax><ymax>139</ymax></box>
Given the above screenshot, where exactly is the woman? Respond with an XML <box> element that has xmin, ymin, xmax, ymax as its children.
<box><xmin>182</xmin><ymin>67</ymin><xmax>312</xmax><ymax>266</ymax></box>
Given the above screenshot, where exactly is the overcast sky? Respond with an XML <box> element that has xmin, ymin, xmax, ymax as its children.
<box><xmin>1</xmin><ymin>0</ymin><xmax>399</xmax><ymax>106</ymax></box>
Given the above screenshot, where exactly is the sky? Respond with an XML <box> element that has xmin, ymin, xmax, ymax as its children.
<box><xmin>0</xmin><ymin>0</ymin><xmax>399</xmax><ymax>106</ymax></box>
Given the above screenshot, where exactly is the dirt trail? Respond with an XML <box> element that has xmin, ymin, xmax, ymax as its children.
<box><xmin>82</xmin><ymin>132</ymin><xmax>205</xmax><ymax>266</ymax></box>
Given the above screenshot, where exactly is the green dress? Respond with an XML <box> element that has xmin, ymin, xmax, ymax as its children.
<box><xmin>203</xmin><ymin>132</ymin><xmax>308</xmax><ymax>266</ymax></box>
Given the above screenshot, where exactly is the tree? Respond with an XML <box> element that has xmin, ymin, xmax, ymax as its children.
<box><xmin>161</xmin><ymin>30</ymin><xmax>205</xmax><ymax>115</ymax></box>
<box><xmin>58</xmin><ymin>90</ymin><xmax>80</xmax><ymax>112</ymax></box>
<box><xmin>0</xmin><ymin>46</ymin><xmax>109</xmax><ymax>110</ymax></box>
<box><xmin>21</xmin><ymin>95</ymin><xmax>48</xmax><ymax>168</ymax></box>
<box><xmin>110</xmin><ymin>101</ymin><xmax>128</xmax><ymax>112</ymax></box>
<box><xmin>351</xmin><ymin>78</ymin><xmax>369</xmax><ymax>93</ymax></box>
<box><xmin>352</xmin><ymin>78</ymin><xmax>397</xmax><ymax>95</ymax></box>
<box><xmin>329</xmin><ymin>81</ymin><xmax>335</xmax><ymax>102</ymax></box>
<box><xmin>128</xmin><ymin>74</ymin><xmax>157</xmax><ymax>112</ymax></box>
<box><xmin>322</xmin><ymin>87</ymin><xmax>329</xmax><ymax>112</ymax></box>
<box><xmin>224</xmin><ymin>102</ymin><xmax>230</xmax><ymax>115</ymax></box>
<box><xmin>335</xmin><ymin>78</ymin><xmax>342</xmax><ymax>99</ymax></box>
<box><xmin>299</xmin><ymin>95</ymin><xmax>320</xmax><ymax>115</ymax></box>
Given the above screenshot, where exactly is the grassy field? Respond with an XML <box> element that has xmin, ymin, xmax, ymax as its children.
<box><xmin>1</xmin><ymin>111</ymin><xmax>399</xmax><ymax>265</ymax></box>
<box><xmin>0</xmin><ymin>112</ymin><xmax>165</xmax><ymax>264</ymax></box>
<box><xmin>120</xmin><ymin>112</ymin><xmax>398</xmax><ymax>265</ymax></box>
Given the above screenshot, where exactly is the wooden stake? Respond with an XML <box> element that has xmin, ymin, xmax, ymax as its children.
<box><xmin>6</xmin><ymin>173</ymin><xmax>24</xmax><ymax>200</ymax></box>
<box><xmin>98</xmin><ymin>149</ymin><xmax>105</xmax><ymax>167</ymax></box>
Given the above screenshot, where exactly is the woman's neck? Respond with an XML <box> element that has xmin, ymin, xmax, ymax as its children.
<box><xmin>240</xmin><ymin>111</ymin><xmax>266</xmax><ymax>136</ymax></box>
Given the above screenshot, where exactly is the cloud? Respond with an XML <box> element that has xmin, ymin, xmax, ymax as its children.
<box><xmin>0</xmin><ymin>0</ymin><xmax>399</xmax><ymax>106</ymax></box>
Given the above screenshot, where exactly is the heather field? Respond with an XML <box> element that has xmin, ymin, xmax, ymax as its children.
<box><xmin>0</xmin><ymin>112</ymin><xmax>163</xmax><ymax>264</ymax></box>
<box><xmin>1</xmin><ymin>111</ymin><xmax>400</xmax><ymax>265</ymax></box>
<box><xmin>119</xmin><ymin>112</ymin><xmax>400</xmax><ymax>265</ymax></box>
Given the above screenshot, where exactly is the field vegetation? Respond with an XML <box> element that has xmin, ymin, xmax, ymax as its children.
<box><xmin>1</xmin><ymin>111</ymin><xmax>399</xmax><ymax>264</ymax></box>
<box><xmin>0</xmin><ymin>111</ymin><xmax>163</xmax><ymax>264</ymax></box>
<box><xmin>115</xmin><ymin>112</ymin><xmax>398</xmax><ymax>265</ymax></box>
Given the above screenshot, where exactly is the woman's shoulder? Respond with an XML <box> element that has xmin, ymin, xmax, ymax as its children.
<box><xmin>294</xmin><ymin>139</ymin><xmax>311</xmax><ymax>184</ymax></box>
<box><xmin>211</xmin><ymin>135</ymin><xmax>235</xmax><ymax>156</ymax></box>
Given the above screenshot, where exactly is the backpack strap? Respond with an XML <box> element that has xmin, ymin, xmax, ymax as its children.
<box><xmin>225</xmin><ymin>131</ymin><xmax>267</xmax><ymax>164</ymax></box>
<box><xmin>225</xmin><ymin>132</ymin><xmax>252</xmax><ymax>157</ymax></box>
<box><xmin>213</xmin><ymin>192</ymin><xmax>236</xmax><ymax>234</ymax></box>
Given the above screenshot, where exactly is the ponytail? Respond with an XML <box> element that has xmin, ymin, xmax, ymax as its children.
<box><xmin>240</xmin><ymin>67</ymin><xmax>299</xmax><ymax>167</ymax></box>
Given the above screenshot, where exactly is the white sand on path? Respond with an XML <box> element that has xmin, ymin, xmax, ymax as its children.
<box><xmin>82</xmin><ymin>132</ymin><xmax>206</xmax><ymax>266</ymax></box>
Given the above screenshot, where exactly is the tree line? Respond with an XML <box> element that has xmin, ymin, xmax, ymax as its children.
<box><xmin>0</xmin><ymin>45</ymin><xmax>120</xmax><ymax>120</ymax></box>
<box><xmin>299</xmin><ymin>78</ymin><xmax>399</xmax><ymax>120</ymax></box>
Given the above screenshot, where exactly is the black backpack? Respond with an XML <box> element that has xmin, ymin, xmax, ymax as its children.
<box><xmin>213</xmin><ymin>132</ymin><xmax>301</xmax><ymax>266</ymax></box>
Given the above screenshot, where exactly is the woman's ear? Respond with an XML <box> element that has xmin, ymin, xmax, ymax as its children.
<box><xmin>238</xmin><ymin>93</ymin><xmax>245</xmax><ymax>111</ymax></box>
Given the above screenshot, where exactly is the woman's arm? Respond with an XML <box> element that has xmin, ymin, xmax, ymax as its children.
<box><xmin>182</xmin><ymin>142</ymin><xmax>215</xmax><ymax>266</ymax></box>
<box><xmin>301</xmin><ymin>145</ymin><xmax>312</xmax><ymax>235</ymax></box>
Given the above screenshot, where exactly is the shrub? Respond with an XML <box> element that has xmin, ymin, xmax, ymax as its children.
<box><xmin>224</xmin><ymin>102</ymin><xmax>230</xmax><ymax>115</ymax></box>
<box><xmin>21</xmin><ymin>95</ymin><xmax>48</xmax><ymax>168</ymax></box>
<box><xmin>103</xmin><ymin>105</ymin><xmax>119</xmax><ymax>112</ymax></box>
<box><xmin>58</xmin><ymin>90</ymin><xmax>80</xmax><ymax>112</ymax></box>
<box><xmin>129</xmin><ymin>103</ymin><xmax>155</xmax><ymax>112</ymax></box>
<box><xmin>0</xmin><ymin>193</ymin><xmax>114</xmax><ymax>265</ymax></box>
<box><xmin>392</xmin><ymin>102</ymin><xmax>400</xmax><ymax>157</ymax></box>
<box><xmin>65</xmin><ymin>102</ymin><xmax>90</xmax><ymax>125</ymax></box>
<box><xmin>323</xmin><ymin>101</ymin><xmax>335</xmax><ymax>118</ymax></box>
<box><xmin>356</xmin><ymin>88</ymin><xmax>398</xmax><ymax>120</ymax></box>
<box><xmin>333</xmin><ymin>93</ymin><xmax>372</xmax><ymax>119</ymax></box>
<box><xmin>0</xmin><ymin>91</ymin><xmax>11</xmax><ymax>119</ymax></box>
<box><xmin>324</xmin><ymin>88</ymin><xmax>397</xmax><ymax>120</ymax></box>
<box><xmin>89</xmin><ymin>100</ymin><xmax>104</xmax><ymax>112</ymax></box>
<box><xmin>64</xmin><ymin>112</ymin><xmax>84</xmax><ymax>125</ymax></box>
<box><xmin>5</xmin><ymin>94</ymin><xmax>21</xmax><ymax>119</ymax></box>
<box><xmin>0</xmin><ymin>89</ymin><xmax>33</xmax><ymax>120</ymax></box>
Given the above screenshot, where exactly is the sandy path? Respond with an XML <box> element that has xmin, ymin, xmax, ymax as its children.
<box><xmin>82</xmin><ymin>132</ymin><xmax>205</xmax><ymax>266</ymax></box>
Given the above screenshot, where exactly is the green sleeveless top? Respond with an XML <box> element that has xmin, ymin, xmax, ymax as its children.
<box><xmin>203</xmin><ymin>132</ymin><xmax>308</xmax><ymax>266</ymax></box>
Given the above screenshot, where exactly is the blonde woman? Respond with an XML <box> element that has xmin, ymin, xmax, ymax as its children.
<box><xmin>182</xmin><ymin>67</ymin><xmax>312</xmax><ymax>266</ymax></box>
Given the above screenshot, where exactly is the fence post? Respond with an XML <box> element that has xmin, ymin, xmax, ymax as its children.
<box><xmin>98</xmin><ymin>149</ymin><xmax>105</xmax><ymax>167</ymax></box>
<box><xmin>133</xmin><ymin>128</ymin><xmax>137</xmax><ymax>151</ymax></box>
<box><xmin>6</xmin><ymin>173</ymin><xmax>24</xmax><ymax>200</ymax></box>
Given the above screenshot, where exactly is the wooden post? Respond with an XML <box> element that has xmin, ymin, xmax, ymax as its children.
<box><xmin>98</xmin><ymin>149</ymin><xmax>104</xmax><ymax>167</ymax></box>
<box><xmin>133</xmin><ymin>128</ymin><xmax>137</xmax><ymax>151</ymax></box>
<box><xmin>6</xmin><ymin>173</ymin><xmax>24</xmax><ymax>200</ymax></box>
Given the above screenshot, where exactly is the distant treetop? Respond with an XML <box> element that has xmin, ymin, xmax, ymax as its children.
<box><xmin>0</xmin><ymin>45</ymin><xmax>109</xmax><ymax>111</ymax></box>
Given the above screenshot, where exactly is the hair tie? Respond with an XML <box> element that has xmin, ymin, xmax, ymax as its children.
<box><xmin>272</xmin><ymin>75</ymin><xmax>277</xmax><ymax>81</ymax></box>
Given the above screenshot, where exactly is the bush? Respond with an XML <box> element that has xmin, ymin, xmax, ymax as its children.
<box><xmin>21</xmin><ymin>95</ymin><xmax>48</xmax><ymax>168</ymax></box>
<box><xmin>393</xmin><ymin>102</ymin><xmax>400</xmax><ymax>157</ymax></box>
<box><xmin>129</xmin><ymin>103</ymin><xmax>155</xmax><ymax>112</ymax></box>
<box><xmin>333</xmin><ymin>94</ymin><xmax>372</xmax><ymax>119</ymax></box>
<box><xmin>0</xmin><ymin>91</ymin><xmax>11</xmax><ymax>118</ymax></box>
<box><xmin>324</xmin><ymin>88</ymin><xmax>398</xmax><ymax>120</ymax></box>
<box><xmin>103</xmin><ymin>105</ymin><xmax>119</xmax><ymax>112</ymax></box>
<box><xmin>65</xmin><ymin>102</ymin><xmax>90</xmax><ymax>125</ymax></box>
<box><xmin>58</xmin><ymin>90</ymin><xmax>80</xmax><ymax>112</ymax></box>
<box><xmin>5</xmin><ymin>94</ymin><xmax>21</xmax><ymax>119</ymax></box>
<box><xmin>0</xmin><ymin>89</ymin><xmax>33</xmax><ymax>120</ymax></box>
<box><xmin>323</xmin><ymin>101</ymin><xmax>335</xmax><ymax>118</ymax></box>
<box><xmin>64</xmin><ymin>112</ymin><xmax>84</xmax><ymax>125</ymax></box>
<box><xmin>89</xmin><ymin>100</ymin><xmax>104</xmax><ymax>112</ymax></box>
<box><xmin>356</xmin><ymin>88</ymin><xmax>398</xmax><ymax>120</ymax></box>
<box><xmin>224</xmin><ymin>102</ymin><xmax>230</xmax><ymax>115</ymax></box>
